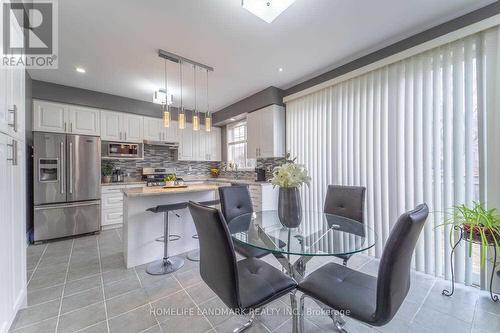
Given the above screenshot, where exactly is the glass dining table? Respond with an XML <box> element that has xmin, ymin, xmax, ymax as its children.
<box><xmin>229</xmin><ymin>210</ymin><xmax>377</xmax><ymax>281</ymax></box>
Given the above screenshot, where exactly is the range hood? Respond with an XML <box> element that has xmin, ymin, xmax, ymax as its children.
<box><xmin>143</xmin><ymin>140</ymin><xmax>179</xmax><ymax>148</ymax></box>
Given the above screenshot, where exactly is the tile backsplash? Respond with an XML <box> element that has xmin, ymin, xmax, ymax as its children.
<box><xmin>103</xmin><ymin>144</ymin><xmax>286</xmax><ymax>181</ymax></box>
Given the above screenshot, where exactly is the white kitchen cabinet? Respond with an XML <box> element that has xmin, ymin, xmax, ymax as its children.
<box><xmin>143</xmin><ymin>117</ymin><xmax>162</xmax><ymax>141</ymax></box>
<box><xmin>178</xmin><ymin>123</ymin><xmax>194</xmax><ymax>160</ymax></box>
<box><xmin>163</xmin><ymin>120</ymin><xmax>178</xmax><ymax>142</ymax></box>
<box><xmin>193</xmin><ymin>126</ymin><xmax>208</xmax><ymax>161</ymax></box>
<box><xmin>33</xmin><ymin>100</ymin><xmax>68</xmax><ymax>134</ymax></box>
<box><xmin>101</xmin><ymin>184</ymin><xmax>144</xmax><ymax>229</ymax></box>
<box><xmin>34</xmin><ymin>100</ymin><xmax>100</xmax><ymax>136</ymax></box>
<box><xmin>246</xmin><ymin>104</ymin><xmax>285</xmax><ymax>159</ymax></box>
<box><xmin>67</xmin><ymin>106</ymin><xmax>100</xmax><ymax>135</ymax></box>
<box><xmin>209</xmin><ymin>127</ymin><xmax>222</xmax><ymax>161</ymax></box>
<box><xmin>100</xmin><ymin>111</ymin><xmax>143</xmax><ymax>142</ymax></box>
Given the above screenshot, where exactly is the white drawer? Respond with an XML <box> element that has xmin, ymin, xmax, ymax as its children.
<box><xmin>102</xmin><ymin>208</ymin><xmax>123</xmax><ymax>226</ymax></box>
<box><xmin>102</xmin><ymin>193</ymin><xmax>124</xmax><ymax>209</ymax></box>
<box><xmin>101</xmin><ymin>186</ymin><xmax>124</xmax><ymax>194</ymax></box>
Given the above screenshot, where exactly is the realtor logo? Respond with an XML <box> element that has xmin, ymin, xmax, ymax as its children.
<box><xmin>1</xmin><ymin>0</ymin><xmax>58</xmax><ymax>68</ymax></box>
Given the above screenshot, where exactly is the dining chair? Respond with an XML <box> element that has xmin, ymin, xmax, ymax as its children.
<box><xmin>188</xmin><ymin>201</ymin><xmax>297</xmax><ymax>333</ymax></box>
<box><xmin>219</xmin><ymin>185</ymin><xmax>271</xmax><ymax>258</ymax></box>
<box><xmin>324</xmin><ymin>185</ymin><xmax>366</xmax><ymax>265</ymax></box>
<box><xmin>298</xmin><ymin>204</ymin><xmax>428</xmax><ymax>332</ymax></box>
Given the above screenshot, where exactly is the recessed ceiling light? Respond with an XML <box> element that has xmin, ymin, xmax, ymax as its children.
<box><xmin>242</xmin><ymin>0</ymin><xmax>296</xmax><ymax>23</ymax></box>
<box><xmin>76</xmin><ymin>67</ymin><xmax>86</xmax><ymax>73</ymax></box>
<box><xmin>278</xmin><ymin>67</ymin><xmax>284</xmax><ymax>72</ymax></box>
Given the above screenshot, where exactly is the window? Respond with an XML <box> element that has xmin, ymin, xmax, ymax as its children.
<box><xmin>226</xmin><ymin>121</ymin><xmax>256</xmax><ymax>169</ymax></box>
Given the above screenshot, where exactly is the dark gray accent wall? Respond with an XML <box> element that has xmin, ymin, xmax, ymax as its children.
<box><xmin>213</xmin><ymin>86</ymin><xmax>284</xmax><ymax>124</ymax></box>
<box><xmin>285</xmin><ymin>2</ymin><xmax>500</xmax><ymax>97</ymax></box>
<box><xmin>32</xmin><ymin>80</ymin><xmax>201</xmax><ymax>122</ymax></box>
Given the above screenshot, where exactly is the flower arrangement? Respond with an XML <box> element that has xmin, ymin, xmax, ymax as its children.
<box><xmin>271</xmin><ymin>156</ymin><xmax>310</xmax><ymax>188</ymax></box>
<box><xmin>210</xmin><ymin>167</ymin><xmax>220</xmax><ymax>178</ymax></box>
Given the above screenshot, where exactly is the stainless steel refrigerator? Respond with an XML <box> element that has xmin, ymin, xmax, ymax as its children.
<box><xmin>33</xmin><ymin>132</ymin><xmax>101</xmax><ymax>241</ymax></box>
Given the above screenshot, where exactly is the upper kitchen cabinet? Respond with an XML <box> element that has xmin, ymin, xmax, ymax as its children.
<box><xmin>101</xmin><ymin>110</ymin><xmax>143</xmax><ymax>142</ymax></box>
<box><xmin>143</xmin><ymin>117</ymin><xmax>179</xmax><ymax>142</ymax></box>
<box><xmin>33</xmin><ymin>100</ymin><xmax>100</xmax><ymax>136</ymax></box>
<box><xmin>247</xmin><ymin>105</ymin><xmax>285</xmax><ymax>159</ymax></box>
<box><xmin>178</xmin><ymin>123</ymin><xmax>194</xmax><ymax>160</ymax></box>
<box><xmin>208</xmin><ymin>127</ymin><xmax>221</xmax><ymax>161</ymax></box>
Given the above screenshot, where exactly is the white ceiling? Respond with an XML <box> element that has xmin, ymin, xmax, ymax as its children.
<box><xmin>28</xmin><ymin>0</ymin><xmax>495</xmax><ymax>111</ymax></box>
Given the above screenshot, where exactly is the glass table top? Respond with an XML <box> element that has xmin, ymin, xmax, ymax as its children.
<box><xmin>229</xmin><ymin>210</ymin><xmax>376</xmax><ymax>257</ymax></box>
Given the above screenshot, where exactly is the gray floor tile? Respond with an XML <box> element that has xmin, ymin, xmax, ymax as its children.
<box><xmin>476</xmin><ymin>293</ymin><xmax>500</xmax><ymax>316</ymax></box>
<box><xmin>10</xmin><ymin>317</ymin><xmax>57</xmax><ymax>333</ymax></box>
<box><xmin>37</xmin><ymin>254</ymin><xmax>70</xmax><ymax>268</ymax></box>
<box><xmin>197</xmin><ymin>297</ymin><xmax>233</xmax><ymax>327</ymax></box>
<box><xmin>102</xmin><ymin>268</ymin><xmax>136</xmax><ymax>285</ymax></box>
<box><xmin>27</xmin><ymin>284</ymin><xmax>64</xmax><ymax>307</ymax></box>
<box><xmin>28</xmin><ymin>271</ymin><xmax>66</xmax><ymax>291</ymax></box>
<box><xmin>472</xmin><ymin>310</ymin><xmax>500</xmax><ymax>333</ymax></box>
<box><xmin>61</xmin><ymin>287</ymin><xmax>104</xmax><ymax>314</ymax></box>
<box><xmin>174</xmin><ymin>267</ymin><xmax>203</xmax><ymax>288</ymax></box>
<box><xmin>106</xmin><ymin>288</ymin><xmax>149</xmax><ymax>318</ymax></box>
<box><xmin>215</xmin><ymin>316</ymin><xmax>270</xmax><ymax>333</ymax></box>
<box><xmin>256</xmin><ymin>298</ymin><xmax>292</xmax><ymax>331</ymax></box>
<box><xmin>161</xmin><ymin>315</ymin><xmax>212</xmax><ymax>333</ymax></box>
<box><xmin>108</xmin><ymin>304</ymin><xmax>157</xmax><ymax>333</ymax></box>
<box><xmin>141</xmin><ymin>325</ymin><xmax>162</xmax><ymax>333</ymax></box>
<box><xmin>10</xmin><ymin>299</ymin><xmax>60</xmax><ymax>330</ymax></box>
<box><xmin>57</xmin><ymin>302</ymin><xmax>106</xmax><ymax>333</ymax></box>
<box><xmin>104</xmin><ymin>276</ymin><xmax>141</xmax><ymax>299</ymax></box>
<box><xmin>76</xmin><ymin>321</ymin><xmax>108</xmax><ymax>333</ymax></box>
<box><xmin>64</xmin><ymin>275</ymin><xmax>102</xmax><ymax>296</ymax></box>
<box><xmin>151</xmin><ymin>290</ymin><xmax>197</xmax><ymax>324</ymax></box>
<box><xmin>66</xmin><ymin>262</ymin><xmax>100</xmax><ymax>281</ymax></box>
<box><xmin>186</xmin><ymin>282</ymin><xmax>217</xmax><ymax>305</ymax></box>
<box><xmin>413</xmin><ymin>305</ymin><xmax>471</xmax><ymax>333</ymax></box>
<box><xmin>272</xmin><ymin>318</ymin><xmax>323</xmax><ymax>333</ymax></box>
<box><xmin>143</xmin><ymin>276</ymin><xmax>182</xmax><ymax>302</ymax></box>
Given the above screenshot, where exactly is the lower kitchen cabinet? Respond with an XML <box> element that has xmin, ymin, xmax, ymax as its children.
<box><xmin>248</xmin><ymin>183</ymin><xmax>278</xmax><ymax>212</ymax></box>
<box><xmin>101</xmin><ymin>183</ymin><xmax>144</xmax><ymax>229</ymax></box>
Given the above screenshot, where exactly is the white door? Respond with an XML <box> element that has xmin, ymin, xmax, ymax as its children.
<box><xmin>178</xmin><ymin>123</ymin><xmax>194</xmax><ymax>160</ymax></box>
<box><xmin>33</xmin><ymin>100</ymin><xmax>69</xmax><ymax>133</ymax></box>
<box><xmin>143</xmin><ymin>117</ymin><xmax>162</xmax><ymax>141</ymax></box>
<box><xmin>123</xmin><ymin>114</ymin><xmax>143</xmax><ymax>142</ymax></box>
<box><xmin>0</xmin><ymin>133</ymin><xmax>11</xmax><ymax>329</ymax></box>
<box><xmin>68</xmin><ymin>106</ymin><xmax>100</xmax><ymax>136</ymax></box>
<box><xmin>0</xmin><ymin>68</ymin><xmax>8</xmax><ymax>135</ymax></box>
<box><xmin>164</xmin><ymin>120</ymin><xmax>178</xmax><ymax>142</ymax></box>
<box><xmin>246</xmin><ymin>111</ymin><xmax>261</xmax><ymax>159</ymax></box>
<box><xmin>9</xmin><ymin>65</ymin><xmax>25</xmax><ymax>140</ymax></box>
<box><xmin>100</xmin><ymin>111</ymin><xmax>122</xmax><ymax>141</ymax></box>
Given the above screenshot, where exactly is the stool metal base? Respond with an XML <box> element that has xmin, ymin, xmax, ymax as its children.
<box><xmin>187</xmin><ymin>250</ymin><xmax>200</xmax><ymax>262</ymax></box>
<box><xmin>146</xmin><ymin>257</ymin><xmax>184</xmax><ymax>275</ymax></box>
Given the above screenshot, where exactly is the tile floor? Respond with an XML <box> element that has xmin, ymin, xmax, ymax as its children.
<box><xmin>11</xmin><ymin>229</ymin><xmax>500</xmax><ymax>333</ymax></box>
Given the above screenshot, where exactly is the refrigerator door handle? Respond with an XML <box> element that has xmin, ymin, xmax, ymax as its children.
<box><xmin>34</xmin><ymin>200</ymin><xmax>101</xmax><ymax>210</ymax></box>
<box><xmin>69</xmin><ymin>141</ymin><xmax>73</xmax><ymax>194</ymax></box>
<box><xmin>60</xmin><ymin>141</ymin><xmax>65</xmax><ymax>194</ymax></box>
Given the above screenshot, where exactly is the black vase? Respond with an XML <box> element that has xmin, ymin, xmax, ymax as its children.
<box><xmin>278</xmin><ymin>187</ymin><xmax>302</xmax><ymax>228</ymax></box>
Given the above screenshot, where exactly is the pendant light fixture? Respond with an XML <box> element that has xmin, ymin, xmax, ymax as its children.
<box><xmin>205</xmin><ymin>68</ymin><xmax>212</xmax><ymax>132</ymax></box>
<box><xmin>192</xmin><ymin>65</ymin><xmax>200</xmax><ymax>131</ymax></box>
<box><xmin>162</xmin><ymin>59</ymin><xmax>171</xmax><ymax>128</ymax></box>
<box><xmin>178</xmin><ymin>60</ymin><xmax>186</xmax><ymax>129</ymax></box>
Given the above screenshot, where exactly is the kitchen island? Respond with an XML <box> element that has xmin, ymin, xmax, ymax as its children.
<box><xmin>122</xmin><ymin>183</ymin><xmax>222</xmax><ymax>268</ymax></box>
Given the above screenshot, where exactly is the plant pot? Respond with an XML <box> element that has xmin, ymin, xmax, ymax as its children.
<box><xmin>463</xmin><ymin>224</ymin><xmax>496</xmax><ymax>244</ymax></box>
<box><xmin>102</xmin><ymin>176</ymin><xmax>112</xmax><ymax>183</ymax></box>
<box><xmin>278</xmin><ymin>187</ymin><xmax>302</xmax><ymax>228</ymax></box>
<box><xmin>165</xmin><ymin>181</ymin><xmax>175</xmax><ymax>187</ymax></box>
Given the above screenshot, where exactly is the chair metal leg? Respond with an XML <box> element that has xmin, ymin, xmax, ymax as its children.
<box><xmin>332</xmin><ymin>311</ymin><xmax>347</xmax><ymax>333</ymax></box>
<box><xmin>290</xmin><ymin>291</ymin><xmax>299</xmax><ymax>333</ymax></box>
<box><xmin>232</xmin><ymin>311</ymin><xmax>255</xmax><ymax>333</ymax></box>
<box><xmin>187</xmin><ymin>250</ymin><xmax>200</xmax><ymax>261</ymax></box>
<box><xmin>299</xmin><ymin>294</ymin><xmax>306</xmax><ymax>333</ymax></box>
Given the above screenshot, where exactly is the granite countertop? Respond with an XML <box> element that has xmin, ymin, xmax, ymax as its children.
<box><xmin>205</xmin><ymin>178</ymin><xmax>273</xmax><ymax>186</ymax></box>
<box><xmin>123</xmin><ymin>183</ymin><xmax>220</xmax><ymax>197</ymax></box>
<box><xmin>101</xmin><ymin>181</ymin><xmax>146</xmax><ymax>186</ymax></box>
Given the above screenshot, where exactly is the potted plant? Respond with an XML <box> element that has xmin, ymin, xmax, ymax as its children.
<box><xmin>271</xmin><ymin>156</ymin><xmax>310</xmax><ymax>228</ymax></box>
<box><xmin>101</xmin><ymin>161</ymin><xmax>114</xmax><ymax>183</ymax></box>
<box><xmin>210</xmin><ymin>167</ymin><xmax>220</xmax><ymax>178</ymax></box>
<box><xmin>438</xmin><ymin>202</ymin><xmax>500</xmax><ymax>267</ymax></box>
<box><xmin>164</xmin><ymin>174</ymin><xmax>177</xmax><ymax>187</ymax></box>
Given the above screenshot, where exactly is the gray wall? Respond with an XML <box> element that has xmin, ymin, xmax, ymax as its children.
<box><xmin>213</xmin><ymin>86</ymin><xmax>284</xmax><ymax>124</ymax></box>
<box><xmin>32</xmin><ymin>80</ymin><xmax>200</xmax><ymax>122</ymax></box>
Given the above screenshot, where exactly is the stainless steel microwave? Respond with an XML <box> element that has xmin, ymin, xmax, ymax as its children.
<box><xmin>102</xmin><ymin>141</ymin><xmax>144</xmax><ymax>159</ymax></box>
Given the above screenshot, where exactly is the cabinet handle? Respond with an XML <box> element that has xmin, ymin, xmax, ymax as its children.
<box><xmin>64</xmin><ymin>122</ymin><xmax>67</xmax><ymax>132</ymax></box>
<box><xmin>8</xmin><ymin>105</ymin><xmax>17</xmax><ymax>132</ymax></box>
<box><xmin>70</xmin><ymin>122</ymin><xmax>73</xmax><ymax>133</ymax></box>
<box><xmin>119</xmin><ymin>132</ymin><xmax>122</xmax><ymax>140</ymax></box>
<box><xmin>7</xmin><ymin>139</ymin><xmax>17</xmax><ymax>166</ymax></box>
<box><xmin>124</xmin><ymin>132</ymin><xmax>127</xmax><ymax>141</ymax></box>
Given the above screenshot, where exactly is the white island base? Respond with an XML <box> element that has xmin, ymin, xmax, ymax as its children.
<box><xmin>122</xmin><ymin>184</ymin><xmax>219</xmax><ymax>268</ymax></box>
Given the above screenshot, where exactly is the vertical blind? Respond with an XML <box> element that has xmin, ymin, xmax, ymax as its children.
<box><xmin>286</xmin><ymin>26</ymin><xmax>500</xmax><ymax>284</ymax></box>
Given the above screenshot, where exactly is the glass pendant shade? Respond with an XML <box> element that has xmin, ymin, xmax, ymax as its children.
<box><xmin>178</xmin><ymin>110</ymin><xmax>186</xmax><ymax>129</ymax></box>
<box><xmin>193</xmin><ymin>114</ymin><xmax>200</xmax><ymax>131</ymax></box>
<box><xmin>163</xmin><ymin>106</ymin><xmax>170</xmax><ymax>128</ymax></box>
<box><xmin>205</xmin><ymin>113</ymin><xmax>212</xmax><ymax>132</ymax></box>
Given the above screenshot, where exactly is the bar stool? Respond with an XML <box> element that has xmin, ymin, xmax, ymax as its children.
<box><xmin>145</xmin><ymin>202</ymin><xmax>188</xmax><ymax>275</ymax></box>
<box><xmin>186</xmin><ymin>199</ymin><xmax>220</xmax><ymax>262</ymax></box>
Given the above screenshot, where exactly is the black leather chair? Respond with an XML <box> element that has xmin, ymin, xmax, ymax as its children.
<box><xmin>188</xmin><ymin>201</ymin><xmax>297</xmax><ymax>332</ymax></box>
<box><xmin>219</xmin><ymin>185</ymin><xmax>271</xmax><ymax>259</ymax></box>
<box><xmin>324</xmin><ymin>185</ymin><xmax>366</xmax><ymax>265</ymax></box>
<box><xmin>299</xmin><ymin>204</ymin><xmax>428</xmax><ymax>332</ymax></box>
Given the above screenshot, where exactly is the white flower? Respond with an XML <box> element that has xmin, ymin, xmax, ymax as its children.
<box><xmin>271</xmin><ymin>162</ymin><xmax>311</xmax><ymax>188</ymax></box>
